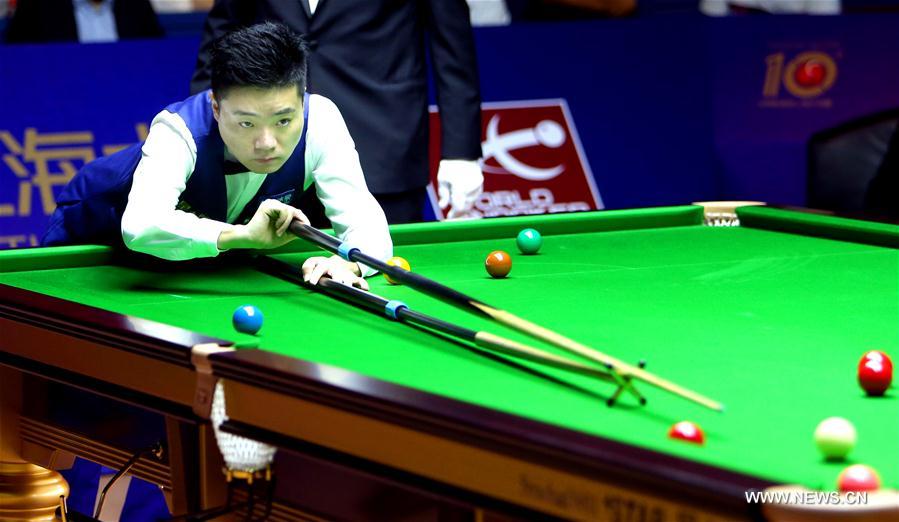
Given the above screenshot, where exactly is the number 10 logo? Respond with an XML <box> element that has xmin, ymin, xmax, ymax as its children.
<box><xmin>763</xmin><ymin>51</ymin><xmax>838</xmax><ymax>99</ymax></box>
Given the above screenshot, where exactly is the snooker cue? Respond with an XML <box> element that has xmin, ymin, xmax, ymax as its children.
<box><xmin>255</xmin><ymin>256</ymin><xmax>644</xmax><ymax>401</ymax></box>
<box><xmin>288</xmin><ymin>220</ymin><xmax>724</xmax><ymax>412</ymax></box>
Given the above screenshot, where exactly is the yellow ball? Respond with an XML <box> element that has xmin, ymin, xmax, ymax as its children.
<box><xmin>384</xmin><ymin>256</ymin><xmax>411</xmax><ymax>285</ymax></box>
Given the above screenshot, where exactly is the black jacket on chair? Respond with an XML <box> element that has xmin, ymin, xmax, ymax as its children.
<box><xmin>5</xmin><ymin>0</ymin><xmax>163</xmax><ymax>43</ymax></box>
<box><xmin>190</xmin><ymin>0</ymin><xmax>482</xmax><ymax>195</ymax></box>
<box><xmin>865</xmin><ymin>123</ymin><xmax>899</xmax><ymax>220</ymax></box>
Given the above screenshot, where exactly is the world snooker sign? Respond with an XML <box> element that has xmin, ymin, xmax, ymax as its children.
<box><xmin>427</xmin><ymin>99</ymin><xmax>604</xmax><ymax>220</ymax></box>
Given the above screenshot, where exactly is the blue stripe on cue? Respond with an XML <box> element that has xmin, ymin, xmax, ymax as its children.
<box><xmin>337</xmin><ymin>242</ymin><xmax>360</xmax><ymax>261</ymax></box>
<box><xmin>385</xmin><ymin>300</ymin><xmax>408</xmax><ymax>320</ymax></box>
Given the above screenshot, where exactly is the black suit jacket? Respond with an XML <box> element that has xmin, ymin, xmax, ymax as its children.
<box><xmin>191</xmin><ymin>0</ymin><xmax>482</xmax><ymax>194</ymax></box>
<box><xmin>5</xmin><ymin>0</ymin><xmax>163</xmax><ymax>43</ymax></box>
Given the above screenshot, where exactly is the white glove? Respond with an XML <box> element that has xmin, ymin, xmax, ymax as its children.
<box><xmin>437</xmin><ymin>159</ymin><xmax>484</xmax><ymax>220</ymax></box>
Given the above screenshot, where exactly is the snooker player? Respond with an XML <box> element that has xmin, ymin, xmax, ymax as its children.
<box><xmin>42</xmin><ymin>22</ymin><xmax>391</xmax><ymax>290</ymax></box>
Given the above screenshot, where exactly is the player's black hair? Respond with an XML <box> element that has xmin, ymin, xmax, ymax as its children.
<box><xmin>210</xmin><ymin>22</ymin><xmax>308</xmax><ymax>99</ymax></box>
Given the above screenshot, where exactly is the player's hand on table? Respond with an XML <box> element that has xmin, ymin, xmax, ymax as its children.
<box><xmin>437</xmin><ymin>159</ymin><xmax>484</xmax><ymax>220</ymax></box>
<box><xmin>302</xmin><ymin>255</ymin><xmax>369</xmax><ymax>290</ymax></box>
<box><xmin>234</xmin><ymin>199</ymin><xmax>310</xmax><ymax>249</ymax></box>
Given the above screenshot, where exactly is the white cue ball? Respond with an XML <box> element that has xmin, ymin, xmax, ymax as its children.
<box><xmin>814</xmin><ymin>417</ymin><xmax>857</xmax><ymax>460</ymax></box>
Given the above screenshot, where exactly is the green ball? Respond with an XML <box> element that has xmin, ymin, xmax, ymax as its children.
<box><xmin>814</xmin><ymin>417</ymin><xmax>856</xmax><ymax>460</ymax></box>
<box><xmin>516</xmin><ymin>228</ymin><xmax>543</xmax><ymax>255</ymax></box>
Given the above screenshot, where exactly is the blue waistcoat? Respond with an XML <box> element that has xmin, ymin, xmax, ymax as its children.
<box><xmin>41</xmin><ymin>90</ymin><xmax>310</xmax><ymax>247</ymax></box>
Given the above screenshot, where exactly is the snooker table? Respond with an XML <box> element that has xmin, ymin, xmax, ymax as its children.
<box><xmin>1</xmin><ymin>204</ymin><xmax>898</xmax><ymax>521</ymax></box>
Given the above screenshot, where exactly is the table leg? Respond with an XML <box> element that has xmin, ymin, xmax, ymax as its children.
<box><xmin>162</xmin><ymin>418</ymin><xmax>227</xmax><ymax>516</ymax></box>
<box><xmin>0</xmin><ymin>366</ymin><xmax>69</xmax><ymax>521</ymax></box>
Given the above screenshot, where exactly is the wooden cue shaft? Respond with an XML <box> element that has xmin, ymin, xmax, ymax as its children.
<box><xmin>398</xmin><ymin>309</ymin><xmax>639</xmax><ymax>400</ymax></box>
<box><xmin>315</xmin><ymin>279</ymin><xmax>621</xmax><ymax>386</ymax></box>
<box><xmin>479</xmin><ymin>305</ymin><xmax>724</xmax><ymax>412</ymax></box>
<box><xmin>256</xmin><ymin>256</ymin><xmax>621</xmax><ymax>388</ymax></box>
<box><xmin>288</xmin><ymin>221</ymin><xmax>723</xmax><ymax>411</ymax></box>
<box><xmin>473</xmin><ymin>332</ymin><xmax>617</xmax><ymax>384</ymax></box>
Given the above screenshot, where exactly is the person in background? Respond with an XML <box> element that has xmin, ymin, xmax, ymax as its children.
<box><xmin>468</xmin><ymin>0</ymin><xmax>636</xmax><ymax>26</ymax></box>
<box><xmin>5</xmin><ymin>0</ymin><xmax>163</xmax><ymax>43</ymax></box>
<box><xmin>504</xmin><ymin>0</ymin><xmax>636</xmax><ymax>21</ymax></box>
<box><xmin>191</xmin><ymin>0</ymin><xmax>484</xmax><ymax>224</ymax></box>
<box><xmin>700</xmin><ymin>0</ymin><xmax>840</xmax><ymax>15</ymax></box>
<box><xmin>147</xmin><ymin>0</ymin><xmax>213</xmax><ymax>13</ymax></box>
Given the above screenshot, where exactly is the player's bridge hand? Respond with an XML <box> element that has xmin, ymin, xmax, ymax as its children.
<box><xmin>302</xmin><ymin>255</ymin><xmax>369</xmax><ymax>291</ymax></box>
<box><xmin>245</xmin><ymin>199</ymin><xmax>310</xmax><ymax>249</ymax></box>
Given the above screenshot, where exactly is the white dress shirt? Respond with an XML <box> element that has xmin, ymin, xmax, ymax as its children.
<box><xmin>121</xmin><ymin>93</ymin><xmax>392</xmax><ymax>275</ymax></box>
<box><xmin>73</xmin><ymin>0</ymin><xmax>118</xmax><ymax>43</ymax></box>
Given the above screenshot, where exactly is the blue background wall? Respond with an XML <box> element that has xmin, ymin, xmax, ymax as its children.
<box><xmin>472</xmin><ymin>16</ymin><xmax>718</xmax><ymax>209</ymax></box>
<box><xmin>708</xmin><ymin>14</ymin><xmax>899</xmax><ymax>203</ymax></box>
<box><xmin>2</xmin><ymin>12</ymin><xmax>898</xmax><ymax>247</ymax></box>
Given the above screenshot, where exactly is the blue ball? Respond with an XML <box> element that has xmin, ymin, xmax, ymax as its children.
<box><xmin>232</xmin><ymin>305</ymin><xmax>264</xmax><ymax>334</ymax></box>
<box><xmin>516</xmin><ymin>228</ymin><xmax>543</xmax><ymax>255</ymax></box>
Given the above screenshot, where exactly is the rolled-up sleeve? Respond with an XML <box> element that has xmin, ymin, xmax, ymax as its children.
<box><xmin>121</xmin><ymin>111</ymin><xmax>232</xmax><ymax>260</ymax></box>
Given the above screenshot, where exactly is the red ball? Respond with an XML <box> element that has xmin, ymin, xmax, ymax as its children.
<box><xmin>838</xmin><ymin>464</ymin><xmax>881</xmax><ymax>492</ymax></box>
<box><xmin>858</xmin><ymin>350</ymin><xmax>893</xmax><ymax>396</ymax></box>
<box><xmin>668</xmin><ymin>421</ymin><xmax>704</xmax><ymax>445</ymax></box>
<box><xmin>485</xmin><ymin>250</ymin><xmax>512</xmax><ymax>278</ymax></box>
<box><xmin>794</xmin><ymin>60</ymin><xmax>826</xmax><ymax>88</ymax></box>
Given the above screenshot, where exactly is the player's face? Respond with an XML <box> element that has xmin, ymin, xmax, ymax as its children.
<box><xmin>212</xmin><ymin>85</ymin><xmax>304</xmax><ymax>174</ymax></box>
